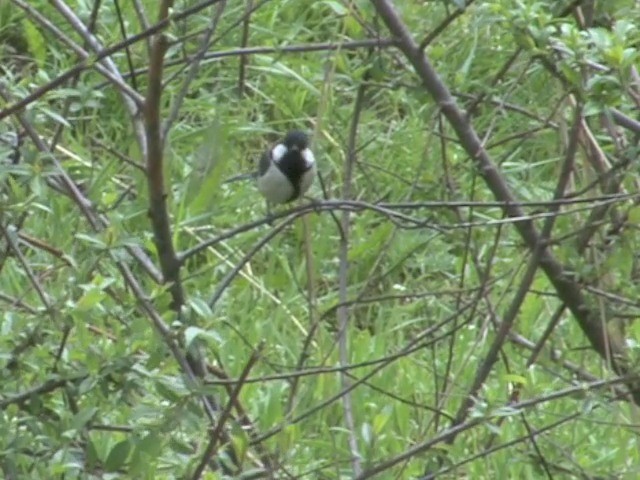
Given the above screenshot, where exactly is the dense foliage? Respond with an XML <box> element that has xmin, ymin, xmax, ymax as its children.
<box><xmin>1</xmin><ymin>0</ymin><xmax>639</xmax><ymax>478</ymax></box>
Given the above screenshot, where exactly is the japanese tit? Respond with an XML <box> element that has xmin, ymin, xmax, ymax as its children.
<box><xmin>257</xmin><ymin>130</ymin><xmax>316</xmax><ymax>204</ymax></box>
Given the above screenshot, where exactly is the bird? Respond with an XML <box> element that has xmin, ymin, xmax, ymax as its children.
<box><xmin>256</xmin><ymin>130</ymin><xmax>316</xmax><ymax>204</ymax></box>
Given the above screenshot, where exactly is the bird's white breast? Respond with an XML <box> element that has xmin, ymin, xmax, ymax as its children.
<box><xmin>257</xmin><ymin>162</ymin><xmax>296</xmax><ymax>203</ymax></box>
<box><xmin>258</xmin><ymin>143</ymin><xmax>316</xmax><ymax>204</ymax></box>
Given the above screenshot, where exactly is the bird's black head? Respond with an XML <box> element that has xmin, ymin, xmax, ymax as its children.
<box><xmin>283</xmin><ymin>130</ymin><xmax>309</xmax><ymax>151</ymax></box>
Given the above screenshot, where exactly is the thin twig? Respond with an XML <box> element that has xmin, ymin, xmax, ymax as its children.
<box><xmin>163</xmin><ymin>1</ymin><xmax>227</xmax><ymax>139</ymax></box>
<box><xmin>113</xmin><ymin>0</ymin><xmax>138</xmax><ymax>90</ymax></box>
<box><xmin>48</xmin><ymin>0</ymin><xmax>102</xmax><ymax>151</ymax></box>
<box><xmin>1</xmin><ymin>224</ymin><xmax>52</xmax><ymax>311</ymax></box>
<box><xmin>237</xmin><ymin>0</ymin><xmax>254</xmax><ymax>97</ymax></box>
<box><xmin>358</xmin><ymin>374</ymin><xmax>637</xmax><ymax>480</ymax></box>
<box><xmin>418</xmin><ymin>0</ymin><xmax>475</xmax><ymax>50</ymax></box>
<box><xmin>0</xmin><ymin>375</ymin><xmax>87</xmax><ymax>409</ymax></box>
<box><xmin>449</xmin><ymin>105</ymin><xmax>583</xmax><ymax>435</ymax></box>
<box><xmin>337</xmin><ymin>81</ymin><xmax>367</xmax><ymax>476</ymax></box>
<box><xmin>0</xmin><ymin>0</ymin><xmax>222</xmax><ymax>121</ymax></box>
<box><xmin>21</xmin><ymin>0</ymin><xmax>143</xmax><ymax>106</ymax></box>
<box><xmin>370</xmin><ymin>0</ymin><xmax>640</xmax><ymax>403</ymax></box>
<box><xmin>252</xmin><ymin>300</ymin><xmax>476</xmax><ymax>445</ymax></box>
<box><xmin>178</xmin><ymin>193</ymin><xmax>637</xmax><ymax>264</ymax></box>
<box><xmin>99</xmin><ymin>38</ymin><xmax>398</xmax><ymax>85</ymax></box>
<box><xmin>131</xmin><ymin>0</ymin><xmax>152</xmax><ymax>54</ymax></box>
<box><xmin>191</xmin><ymin>343</ymin><xmax>264</xmax><ymax>479</ymax></box>
<box><xmin>115</xmin><ymin>261</ymin><xmax>219</xmax><ymax>422</ymax></box>
<box><xmin>208</xmin><ymin>214</ymin><xmax>302</xmax><ymax>308</ymax></box>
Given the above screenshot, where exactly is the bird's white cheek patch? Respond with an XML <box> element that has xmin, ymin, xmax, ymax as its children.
<box><xmin>301</xmin><ymin>148</ymin><xmax>315</xmax><ymax>168</ymax></box>
<box><xmin>257</xmin><ymin>165</ymin><xmax>295</xmax><ymax>204</ymax></box>
<box><xmin>272</xmin><ymin>144</ymin><xmax>287</xmax><ymax>163</ymax></box>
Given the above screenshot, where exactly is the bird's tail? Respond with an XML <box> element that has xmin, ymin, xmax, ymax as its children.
<box><xmin>223</xmin><ymin>171</ymin><xmax>258</xmax><ymax>183</ymax></box>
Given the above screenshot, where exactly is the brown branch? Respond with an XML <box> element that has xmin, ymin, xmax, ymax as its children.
<box><xmin>191</xmin><ymin>343</ymin><xmax>264</xmax><ymax>479</ymax></box>
<box><xmin>611</xmin><ymin>108</ymin><xmax>640</xmax><ymax>135</ymax></box>
<box><xmin>48</xmin><ymin>0</ymin><xmax>101</xmax><ymax>151</ymax></box>
<box><xmin>237</xmin><ymin>0</ymin><xmax>254</xmax><ymax>97</ymax></box>
<box><xmin>418</xmin><ymin>0</ymin><xmax>476</xmax><ymax>50</ymax></box>
<box><xmin>47</xmin><ymin>0</ymin><xmax>149</xmax><ymax>174</ymax></box>
<box><xmin>1</xmin><ymin>224</ymin><xmax>53</xmax><ymax>311</ymax></box>
<box><xmin>17</xmin><ymin>232</ymin><xmax>74</xmax><ymax>267</ymax></box>
<box><xmin>162</xmin><ymin>1</ymin><xmax>227</xmax><ymax>138</ymax></box>
<box><xmin>1</xmin><ymin>4</ymin><xmax>224</xmax><ymax>438</ymax></box>
<box><xmin>207</xmin><ymin>215</ymin><xmax>300</xmax><ymax>308</ymax></box>
<box><xmin>0</xmin><ymin>375</ymin><xmax>86</xmax><ymax>409</ymax></box>
<box><xmin>14</xmin><ymin>0</ymin><xmax>143</xmax><ymax>106</ymax></box>
<box><xmin>145</xmin><ymin>8</ymin><xmax>183</xmax><ymax>307</ymax></box>
<box><xmin>450</xmin><ymin>106</ymin><xmax>583</xmax><ymax>435</ymax></box>
<box><xmin>178</xmin><ymin>195</ymin><xmax>636</xmax><ymax>264</ymax></box>
<box><xmin>252</xmin><ymin>300</ymin><xmax>476</xmax><ymax>446</ymax></box>
<box><xmin>98</xmin><ymin>38</ymin><xmax>398</xmax><ymax>87</ymax></box>
<box><xmin>0</xmin><ymin>0</ymin><xmax>222</xmax><ymax>121</ymax></box>
<box><xmin>0</xmin><ymin>86</ymin><xmax>163</xmax><ymax>283</ymax></box>
<box><xmin>335</xmin><ymin>80</ymin><xmax>368</xmax><ymax>476</ymax></box>
<box><xmin>370</xmin><ymin>0</ymin><xmax>640</xmax><ymax>404</ymax></box>
<box><xmin>141</xmin><ymin>9</ymin><xmax>250</xmax><ymax>473</ymax></box>
<box><xmin>131</xmin><ymin>0</ymin><xmax>152</xmax><ymax>54</ymax></box>
<box><xmin>425</xmin><ymin>412</ymin><xmax>578</xmax><ymax>479</ymax></box>
<box><xmin>357</xmin><ymin>374</ymin><xmax>636</xmax><ymax>480</ymax></box>
<box><xmin>0</xmin><ymin>292</ymin><xmax>37</xmax><ymax>314</ymax></box>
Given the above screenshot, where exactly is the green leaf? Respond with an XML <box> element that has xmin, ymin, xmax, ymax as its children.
<box><xmin>373</xmin><ymin>406</ymin><xmax>392</xmax><ymax>435</ymax></box>
<box><xmin>22</xmin><ymin>18</ymin><xmax>47</xmax><ymax>67</ymax></box>
<box><xmin>169</xmin><ymin>436</ymin><xmax>194</xmax><ymax>455</ymax></box>
<box><xmin>76</xmin><ymin>288</ymin><xmax>106</xmax><ymax>311</ymax></box>
<box><xmin>70</xmin><ymin>407</ymin><xmax>98</xmax><ymax>431</ymax></box>
<box><xmin>155</xmin><ymin>378</ymin><xmax>187</xmax><ymax>402</ymax></box>
<box><xmin>136</xmin><ymin>432</ymin><xmax>163</xmax><ymax>459</ymax></box>
<box><xmin>229</xmin><ymin>422</ymin><xmax>250</xmax><ymax>465</ymax></box>
<box><xmin>75</xmin><ymin>233</ymin><xmax>107</xmax><ymax>249</ymax></box>
<box><xmin>584</xmin><ymin>99</ymin><xmax>603</xmax><ymax>117</ymax></box>
<box><xmin>184</xmin><ymin>326</ymin><xmax>222</xmax><ymax>350</ymax></box>
<box><xmin>185</xmin><ymin>121</ymin><xmax>228</xmax><ymax>214</ymax></box>
<box><xmin>105</xmin><ymin>440</ymin><xmax>131</xmax><ymax>472</ymax></box>
<box><xmin>502</xmin><ymin>374</ymin><xmax>527</xmax><ymax>386</ymax></box>
<box><xmin>189</xmin><ymin>296</ymin><xmax>213</xmax><ymax>319</ymax></box>
<box><xmin>321</xmin><ymin>1</ymin><xmax>348</xmax><ymax>16</ymax></box>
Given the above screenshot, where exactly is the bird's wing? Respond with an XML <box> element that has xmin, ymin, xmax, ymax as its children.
<box><xmin>258</xmin><ymin>149</ymin><xmax>272</xmax><ymax>176</ymax></box>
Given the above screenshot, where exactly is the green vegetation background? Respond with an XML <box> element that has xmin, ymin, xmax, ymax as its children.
<box><xmin>1</xmin><ymin>0</ymin><xmax>639</xmax><ymax>478</ymax></box>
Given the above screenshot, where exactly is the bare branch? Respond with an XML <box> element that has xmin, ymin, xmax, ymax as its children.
<box><xmin>0</xmin><ymin>0</ymin><xmax>221</xmax><ymax>122</ymax></box>
<box><xmin>357</xmin><ymin>374</ymin><xmax>637</xmax><ymax>480</ymax></box>
<box><xmin>1</xmin><ymin>224</ymin><xmax>53</xmax><ymax>311</ymax></box>
<box><xmin>144</xmin><ymin>3</ymin><xmax>184</xmax><ymax>307</ymax></box>
<box><xmin>450</xmin><ymin>106</ymin><xmax>583</xmax><ymax>434</ymax></box>
<box><xmin>252</xmin><ymin>300</ymin><xmax>476</xmax><ymax>445</ymax></box>
<box><xmin>0</xmin><ymin>86</ymin><xmax>163</xmax><ymax>283</ymax></box>
<box><xmin>192</xmin><ymin>343</ymin><xmax>264</xmax><ymax>480</ymax></box>
<box><xmin>208</xmin><ymin>215</ymin><xmax>301</xmax><ymax>308</ymax></box>
<box><xmin>370</xmin><ymin>0</ymin><xmax>640</xmax><ymax>403</ymax></box>
<box><xmin>163</xmin><ymin>1</ymin><xmax>227</xmax><ymax>138</ymax></box>
<box><xmin>0</xmin><ymin>375</ymin><xmax>86</xmax><ymax>409</ymax></box>
<box><xmin>131</xmin><ymin>0</ymin><xmax>152</xmax><ymax>54</ymax></box>
<box><xmin>336</xmin><ymin>82</ymin><xmax>368</xmax><ymax>476</ymax></box>
<box><xmin>237</xmin><ymin>0</ymin><xmax>254</xmax><ymax>97</ymax></box>
<box><xmin>15</xmin><ymin>0</ymin><xmax>143</xmax><ymax>106</ymax></box>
